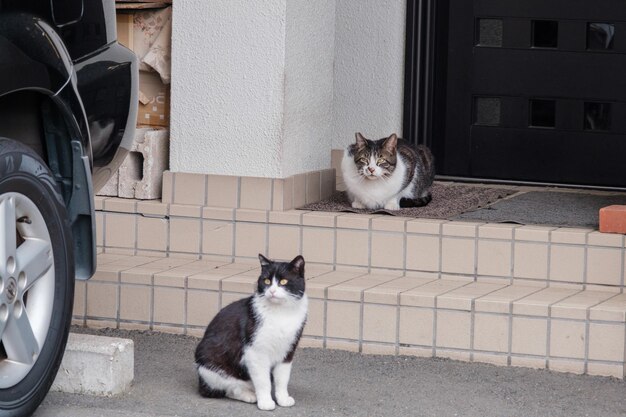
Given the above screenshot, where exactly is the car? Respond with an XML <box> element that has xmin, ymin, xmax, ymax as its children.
<box><xmin>0</xmin><ymin>0</ymin><xmax>137</xmax><ymax>415</ymax></box>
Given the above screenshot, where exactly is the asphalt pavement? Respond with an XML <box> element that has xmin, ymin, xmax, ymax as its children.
<box><xmin>35</xmin><ymin>327</ymin><xmax>626</xmax><ymax>417</ymax></box>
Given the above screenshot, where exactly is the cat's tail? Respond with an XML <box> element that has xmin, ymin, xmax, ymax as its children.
<box><xmin>400</xmin><ymin>193</ymin><xmax>432</xmax><ymax>208</ymax></box>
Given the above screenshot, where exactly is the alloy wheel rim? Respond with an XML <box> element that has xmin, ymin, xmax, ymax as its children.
<box><xmin>0</xmin><ymin>192</ymin><xmax>55</xmax><ymax>388</ymax></box>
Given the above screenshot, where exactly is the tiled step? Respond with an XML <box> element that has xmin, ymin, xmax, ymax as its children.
<box><xmin>74</xmin><ymin>253</ymin><xmax>626</xmax><ymax>379</ymax></box>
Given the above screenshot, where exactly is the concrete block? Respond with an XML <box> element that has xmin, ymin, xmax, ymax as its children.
<box><xmin>97</xmin><ymin>170</ymin><xmax>119</xmax><ymax>197</ymax></box>
<box><xmin>51</xmin><ymin>333</ymin><xmax>134</xmax><ymax>396</ymax></box>
<box><xmin>118</xmin><ymin>128</ymin><xmax>169</xmax><ymax>200</ymax></box>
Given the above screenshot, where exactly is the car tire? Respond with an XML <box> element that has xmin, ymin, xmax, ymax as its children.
<box><xmin>0</xmin><ymin>138</ymin><xmax>75</xmax><ymax>416</ymax></box>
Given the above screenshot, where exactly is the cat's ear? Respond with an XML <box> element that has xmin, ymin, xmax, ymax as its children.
<box><xmin>355</xmin><ymin>132</ymin><xmax>367</xmax><ymax>148</ymax></box>
<box><xmin>383</xmin><ymin>133</ymin><xmax>398</xmax><ymax>152</ymax></box>
<box><xmin>289</xmin><ymin>255</ymin><xmax>305</xmax><ymax>276</ymax></box>
<box><xmin>258</xmin><ymin>254</ymin><xmax>272</xmax><ymax>267</ymax></box>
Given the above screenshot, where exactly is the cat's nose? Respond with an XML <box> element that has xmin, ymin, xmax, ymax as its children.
<box><xmin>367</xmin><ymin>167</ymin><xmax>375</xmax><ymax>174</ymax></box>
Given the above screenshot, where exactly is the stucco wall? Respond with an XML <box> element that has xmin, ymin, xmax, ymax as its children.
<box><xmin>169</xmin><ymin>0</ymin><xmax>406</xmax><ymax>177</ymax></box>
<box><xmin>282</xmin><ymin>0</ymin><xmax>336</xmax><ymax>177</ymax></box>
<box><xmin>332</xmin><ymin>0</ymin><xmax>407</xmax><ymax>149</ymax></box>
<box><xmin>169</xmin><ymin>0</ymin><xmax>287</xmax><ymax>177</ymax></box>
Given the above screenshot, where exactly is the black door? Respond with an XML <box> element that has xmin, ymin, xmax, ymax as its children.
<box><xmin>415</xmin><ymin>0</ymin><xmax>626</xmax><ymax>187</ymax></box>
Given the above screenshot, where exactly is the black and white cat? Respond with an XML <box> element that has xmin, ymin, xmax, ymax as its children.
<box><xmin>195</xmin><ymin>254</ymin><xmax>308</xmax><ymax>411</ymax></box>
<box><xmin>341</xmin><ymin>132</ymin><xmax>435</xmax><ymax>210</ymax></box>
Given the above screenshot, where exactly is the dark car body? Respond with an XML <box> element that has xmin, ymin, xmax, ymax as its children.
<box><xmin>0</xmin><ymin>0</ymin><xmax>137</xmax><ymax>279</ymax></box>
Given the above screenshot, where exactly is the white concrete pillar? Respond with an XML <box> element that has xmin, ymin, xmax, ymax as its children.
<box><xmin>170</xmin><ymin>0</ymin><xmax>335</xmax><ymax>178</ymax></box>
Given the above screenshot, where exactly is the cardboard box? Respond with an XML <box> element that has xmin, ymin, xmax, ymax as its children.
<box><xmin>116</xmin><ymin>10</ymin><xmax>171</xmax><ymax>127</ymax></box>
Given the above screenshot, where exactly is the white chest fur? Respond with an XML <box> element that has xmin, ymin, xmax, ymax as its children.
<box><xmin>243</xmin><ymin>295</ymin><xmax>308</xmax><ymax>367</ymax></box>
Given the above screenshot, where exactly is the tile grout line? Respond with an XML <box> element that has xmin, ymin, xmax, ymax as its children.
<box><xmin>203</xmin><ymin>174</ymin><xmax>208</xmax><ymax>206</ymax></box>
<box><xmin>547</xmin><ymin>230</ymin><xmax>553</xmax><ymax>287</ymax></box>
<box><xmin>582</xmin><ymin>231</ymin><xmax>590</xmax><ymax>290</ymax></box>
<box><xmin>620</xmin><ymin>234</ymin><xmax>625</xmax><ymax>291</ymax></box>
<box><xmin>473</xmin><ymin>224</ymin><xmax>479</xmax><ymax>281</ymax></box>
<box><xmin>510</xmin><ymin>227</ymin><xmax>516</xmax><ymax>286</ymax></box>
<box><xmin>367</xmin><ymin>218</ymin><xmax>372</xmax><ymax>274</ymax></box>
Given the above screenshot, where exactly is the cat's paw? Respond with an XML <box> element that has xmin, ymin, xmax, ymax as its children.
<box><xmin>257</xmin><ymin>398</ymin><xmax>276</xmax><ymax>411</ymax></box>
<box><xmin>239</xmin><ymin>390</ymin><xmax>257</xmax><ymax>404</ymax></box>
<box><xmin>383</xmin><ymin>200</ymin><xmax>400</xmax><ymax>210</ymax></box>
<box><xmin>351</xmin><ymin>200</ymin><xmax>366</xmax><ymax>209</ymax></box>
<box><xmin>276</xmin><ymin>395</ymin><xmax>296</xmax><ymax>407</ymax></box>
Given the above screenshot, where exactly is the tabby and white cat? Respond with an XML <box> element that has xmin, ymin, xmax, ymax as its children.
<box><xmin>341</xmin><ymin>132</ymin><xmax>435</xmax><ymax>210</ymax></box>
<box><xmin>195</xmin><ymin>255</ymin><xmax>308</xmax><ymax>411</ymax></box>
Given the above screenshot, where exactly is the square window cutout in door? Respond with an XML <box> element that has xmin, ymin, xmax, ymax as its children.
<box><xmin>530</xmin><ymin>99</ymin><xmax>556</xmax><ymax>128</ymax></box>
<box><xmin>587</xmin><ymin>23</ymin><xmax>615</xmax><ymax>50</ymax></box>
<box><xmin>477</xmin><ymin>19</ymin><xmax>503</xmax><ymax>47</ymax></box>
<box><xmin>584</xmin><ymin>102</ymin><xmax>611</xmax><ymax>131</ymax></box>
<box><xmin>532</xmin><ymin>20</ymin><xmax>558</xmax><ymax>48</ymax></box>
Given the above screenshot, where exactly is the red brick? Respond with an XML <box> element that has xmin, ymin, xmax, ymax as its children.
<box><xmin>599</xmin><ymin>205</ymin><xmax>626</xmax><ymax>234</ymax></box>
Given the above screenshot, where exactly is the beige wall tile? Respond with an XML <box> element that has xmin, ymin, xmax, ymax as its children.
<box><xmin>511</xmin><ymin>317</ymin><xmax>547</xmax><ymax>356</ymax></box>
<box><xmin>96</xmin><ymin>212</ymin><xmax>104</xmax><ymax>247</ymax></box>
<box><xmin>401</xmin><ymin>279</ymin><xmax>470</xmax><ymax>308</ymax></box>
<box><xmin>510</xmin><ymin>356</ymin><xmax>546</xmax><ymax>370</ymax></box>
<box><xmin>174</xmin><ymin>172</ymin><xmax>206</xmax><ymax>205</ymax></box>
<box><xmin>235</xmin><ymin>209</ymin><xmax>267</xmax><ymax>223</ymax></box>
<box><xmin>221</xmin><ymin>292</ymin><xmax>248</xmax><ymax>308</ymax></box>
<box><xmin>269</xmin><ymin>210</ymin><xmax>302</xmax><ymax>226</ymax></box>
<box><xmin>399</xmin><ymin>346</ymin><xmax>433</xmax><ymax>357</ymax></box>
<box><xmin>104</xmin><ymin>197</ymin><xmax>136</xmax><ymax>213</ymax></box>
<box><xmin>271</xmin><ymin>179</ymin><xmax>285</xmax><ymax>211</ymax></box>
<box><xmin>302</xmin><ymin>228</ymin><xmax>334</xmax><ymax>264</ymax></box>
<box><xmin>326</xmin><ymin>301</ymin><xmax>360</xmax><ymax>340</ymax></box>
<box><xmin>282</xmin><ymin>177</ymin><xmax>295</xmax><ymax>211</ymax></box>
<box><xmin>514</xmin><ymin>226</ymin><xmax>554</xmax><ymax>242</ymax></box>
<box><xmin>202</xmin><ymin>207</ymin><xmax>235</xmax><ymax>221</ymax></box>
<box><xmin>406</xmin><ymin>219</ymin><xmax>445</xmax><ymax>235</ymax></box>
<box><xmin>441</xmin><ymin>238</ymin><xmax>475</xmax><ymax>274</ymax></box>
<box><xmin>436</xmin><ymin>349</ymin><xmax>471</xmax><ymax>362</ymax></box>
<box><xmin>336</xmin><ymin>214</ymin><xmax>373</xmax><ymax>230</ymax></box>
<box><xmin>336</xmin><ymin>229</ymin><xmax>369</xmax><ymax>266</ymax></box>
<box><xmin>119</xmin><ymin>285</ymin><xmax>150</xmax><ymax>322</ymax></box>
<box><xmin>235</xmin><ymin>223</ymin><xmax>267</xmax><ymax>258</ymax></box>
<box><xmin>169</xmin><ymin>204</ymin><xmax>202</xmax><ymax>219</ymax></box>
<box><xmin>240</xmin><ymin>177</ymin><xmax>272</xmax><ymax>210</ymax></box>
<box><xmin>154</xmin><ymin>287</ymin><xmax>185</xmax><ymax>325</ymax></box>
<box><xmin>303</xmin><ymin>298</ymin><xmax>325</xmax><ymax>337</ymax></box>
<box><xmin>306</xmin><ymin>270</ymin><xmax>364</xmax><ymax>299</ymax></box>
<box><xmin>362</xmin><ymin>343</ymin><xmax>396</xmax><ymax>355</ymax></box>
<box><xmin>590</xmin><ymin>293</ymin><xmax>626</xmax><ymax>322</ymax></box>
<box><xmin>477</xmin><ymin>240</ymin><xmax>511</xmax><ymax>277</ymax></box>
<box><xmin>73</xmin><ymin>281</ymin><xmax>86</xmax><ymax>317</ymax></box>
<box><xmin>473</xmin><ymin>313</ymin><xmax>509</xmax><ymax>353</ymax></box>
<box><xmin>362</xmin><ymin>304</ymin><xmax>397</xmax><ymax>343</ymax></box>
<box><xmin>588</xmin><ymin>323</ymin><xmax>625</xmax><ymax>362</ymax></box>
<box><xmin>137</xmin><ymin>201</ymin><xmax>168</xmax><ymax>217</ymax></box>
<box><xmin>551</xmin><ymin>290</ymin><xmax>615</xmax><ymax>320</ymax></box>
<box><xmin>586</xmin><ymin>247</ymin><xmax>622</xmax><ymax>286</ymax></box>
<box><xmin>299</xmin><ymin>338</ymin><xmax>324</xmax><ymax>349</ymax></box>
<box><xmin>551</xmin><ymin>228</ymin><xmax>590</xmax><ymax>245</ymax></box>
<box><xmin>321</xmin><ymin>169</ymin><xmax>335</xmax><ymax>200</ymax></box>
<box><xmin>587</xmin><ymin>231</ymin><xmax>624</xmax><ymax>247</ymax></box>
<box><xmin>187</xmin><ymin>290</ymin><xmax>219</xmax><ymax>327</ymax></box>
<box><xmin>436</xmin><ymin>310</ymin><xmax>471</xmax><ymax>349</ymax></box>
<box><xmin>399</xmin><ymin>307</ymin><xmax>433</xmax><ymax>346</ymax></box>
<box><xmin>161</xmin><ymin>171</ymin><xmax>174</xmax><ymax>203</ymax></box>
<box><xmin>475</xmin><ymin>285</ymin><xmax>543</xmax><ymax>314</ymax></box>
<box><xmin>473</xmin><ymin>353</ymin><xmax>508</xmax><ymax>366</ymax></box>
<box><xmin>512</xmin><ymin>287</ymin><xmax>580</xmax><ymax>317</ymax></box>
<box><xmin>550</xmin><ymin>320</ymin><xmax>586</xmax><ymax>359</ymax></box>
<box><xmin>306</xmin><ymin>171</ymin><xmax>321</xmax><ymax>204</ymax></box>
<box><xmin>326</xmin><ymin>339</ymin><xmax>359</xmax><ymax>352</ymax></box>
<box><xmin>406</xmin><ymin>235</ymin><xmax>440</xmax><ymax>272</ymax></box>
<box><xmin>268</xmin><ymin>225</ymin><xmax>301</xmax><ymax>261</ymax></box>
<box><xmin>302</xmin><ymin>212</ymin><xmax>338</xmax><ymax>228</ymax></box>
<box><xmin>365</xmin><ymin>276</ymin><xmax>436</xmax><ymax>305</ymax></box>
<box><xmin>549</xmin><ymin>358</ymin><xmax>584</xmax><ymax>375</ymax></box>
<box><xmin>514</xmin><ymin>242</ymin><xmax>548</xmax><ymax>279</ymax></box>
<box><xmin>202</xmin><ymin>221</ymin><xmax>234</xmax><ymax>256</ymax></box>
<box><xmin>105</xmin><ymin>214</ymin><xmax>136</xmax><ymax>248</ymax></box>
<box><xmin>549</xmin><ymin>245</ymin><xmax>585</xmax><ymax>283</ymax></box>
<box><xmin>137</xmin><ymin>216</ymin><xmax>168</xmax><ymax>252</ymax></box>
<box><xmin>293</xmin><ymin>174</ymin><xmax>306</xmax><ymax>208</ymax></box>
<box><xmin>587</xmin><ymin>362</ymin><xmax>624</xmax><ymax>378</ymax></box>
<box><xmin>371</xmin><ymin>232</ymin><xmax>404</xmax><ymax>269</ymax></box>
<box><xmin>169</xmin><ymin>218</ymin><xmax>201</xmax><ymax>254</ymax></box>
<box><xmin>86</xmin><ymin>282</ymin><xmax>118</xmax><ymax>319</ymax></box>
<box><xmin>94</xmin><ymin>196</ymin><xmax>105</xmax><ymax>211</ymax></box>
<box><xmin>371</xmin><ymin>217</ymin><xmax>407</xmax><ymax>232</ymax></box>
<box><xmin>437</xmin><ymin>282</ymin><xmax>505</xmax><ymax>311</ymax></box>
<box><xmin>442</xmin><ymin>222</ymin><xmax>479</xmax><ymax>237</ymax></box>
<box><xmin>479</xmin><ymin>224</ymin><xmax>518</xmax><ymax>239</ymax></box>
<box><xmin>206</xmin><ymin>175</ymin><xmax>239</xmax><ymax>208</ymax></box>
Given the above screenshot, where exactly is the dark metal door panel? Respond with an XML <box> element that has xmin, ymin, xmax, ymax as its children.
<box><xmin>440</xmin><ymin>0</ymin><xmax>626</xmax><ymax>187</ymax></box>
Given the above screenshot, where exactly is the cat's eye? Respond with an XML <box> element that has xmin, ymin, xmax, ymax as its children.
<box><xmin>264</xmin><ymin>279</ymin><xmax>271</xmax><ymax>285</ymax></box>
<box><xmin>377</xmin><ymin>158</ymin><xmax>385</xmax><ymax>165</ymax></box>
<box><xmin>279</xmin><ymin>279</ymin><xmax>288</xmax><ymax>285</ymax></box>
